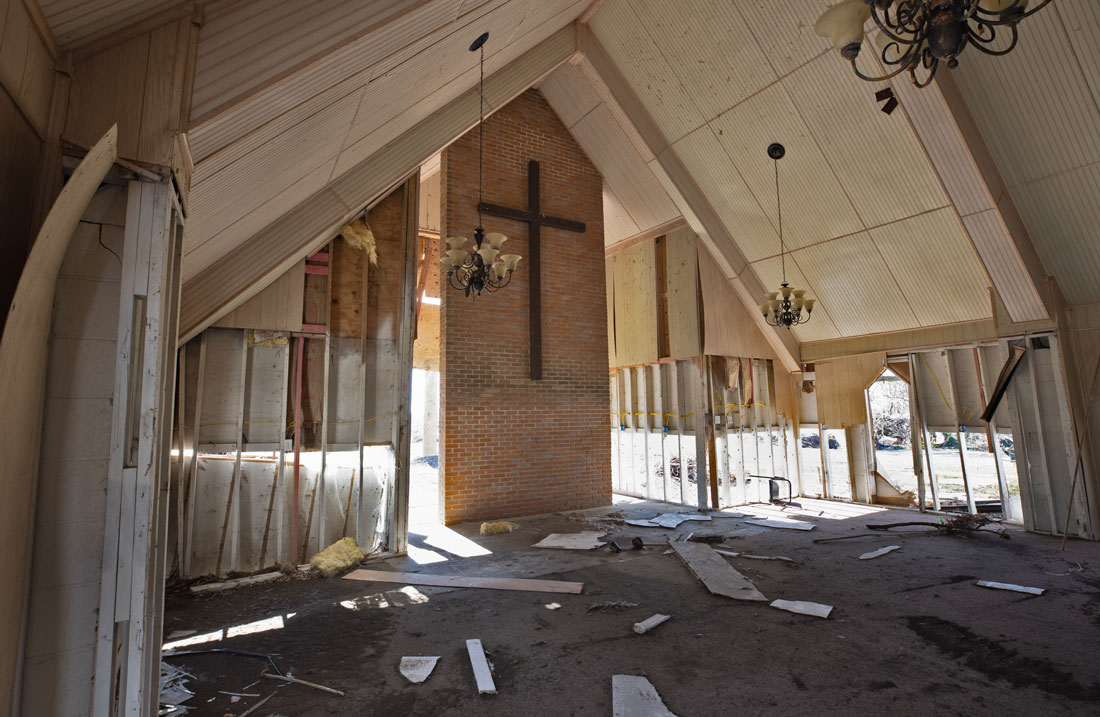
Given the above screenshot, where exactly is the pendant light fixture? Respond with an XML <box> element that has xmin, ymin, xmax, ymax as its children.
<box><xmin>759</xmin><ymin>143</ymin><xmax>815</xmax><ymax>329</ymax></box>
<box><xmin>815</xmin><ymin>0</ymin><xmax>1052</xmax><ymax>89</ymax></box>
<box><xmin>443</xmin><ymin>32</ymin><xmax>521</xmax><ymax>297</ymax></box>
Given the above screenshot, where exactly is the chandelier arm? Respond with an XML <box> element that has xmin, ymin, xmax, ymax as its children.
<box><xmin>448</xmin><ymin>271</ymin><xmax>466</xmax><ymax>292</ymax></box>
<box><xmin>868</xmin><ymin>1</ymin><xmax>929</xmax><ymax>47</ymax></box>
<box><xmin>967</xmin><ymin>24</ymin><xmax>1019</xmax><ymax>56</ymax></box>
<box><xmin>911</xmin><ymin>56</ymin><xmax>938</xmax><ymax>88</ymax></box>
<box><xmin>971</xmin><ymin>0</ymin><xmax>1053</xmax><ymax>26</ymax></box>
<box><xmin>850</xmin><ymin>55</ymin><xmax>914</xmax><ymax>84</ymax></box>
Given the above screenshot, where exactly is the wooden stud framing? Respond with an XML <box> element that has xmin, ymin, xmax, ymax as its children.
<box><xmin>1025</xmin><ymin>340</ymin><xmax>1059</xmax><ymax>532</ymax></box>
<box><xmin>944</xmin><ymin>353</ymin><xmax>977</xmax><ymax>514</ymax></box>
<box><xmin>975</xmin><ymin>347</ymin><xmax>1013</xmax><ymax>520</ymax></box>
<box><xmin>693</xmin><ymin>357</ymin><xmax>710</xmax><ymax>509</ymax></box>
<box><xmin>215</xmin><ymin>332</ymin><xmax>248</xmax><ymax>576</ymax></box>
<box><xmin>1049</xmin><ymin>336</ymin><xmax>1090</xmax><ymax>538</ymax></box>
<box><xmin>183</xmin><ymin>333</ymin><xmax>206</xmax><ymax>575</ymax></box>
<box><xmin>174</xmin><ymin>348</ymin><xmax>187</xmax><ymax>573</ymax></box>
<box><xmin>907</xmin><ymin>354</ymin><xmax>927</xmax><ymax>511</ymax></box>
<box><xmin>911</xmin><ymin>355</ymin><xmax>941</xmax><ymax>510</ymax></box>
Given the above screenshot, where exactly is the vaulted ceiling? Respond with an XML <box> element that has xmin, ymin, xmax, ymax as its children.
<box><xmin>33</xmin><ymin>0</ymin><xmax>1100</xmax><ymax>351</ymax></box>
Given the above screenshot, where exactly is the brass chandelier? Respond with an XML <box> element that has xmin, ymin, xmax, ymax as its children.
<box><xmin>443</xmin><ymin>31</ymin><xmax>522</xmax><ymax>297</ymax></box>
<box><xmin>815</xmin><ymin>0</ymin><xmax>1052</xmax><ymax>88</ymax></box>
<box><xmin>759</xmin><ymin>144</ymin><xmax>815</xmax><ymax>329</ymax></box>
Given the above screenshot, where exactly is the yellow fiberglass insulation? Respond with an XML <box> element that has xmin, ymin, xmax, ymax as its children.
<box><xmin>480</xmin><ymin>521</ymin><xmax>519</xmax><ymax>536</ymax></box>
<box><xmin>341</xmin><ymin>218</ymin><xmax>378</xmax><ymax>266</ymax></box>
<box><xmin>310</xmin><ymin>537</ymin><xmax>365</xmax><ymax>578</ymax></box>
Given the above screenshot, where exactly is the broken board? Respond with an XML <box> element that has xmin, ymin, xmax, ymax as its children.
<box><xmin>343</xmin><ymin>569</ymin><xmax>583</xmax><ymax>594</ymax></box>
<box><xmin>400</xmin><ymin>656</ymin><xmax>439</xmax><ymax>684</ymax></box>
<box><xmin>612</xmin><ymin>675</ymin><xmax>678</xmax><ymax>717</ymax></box>
<box><xmin>859</xmin><ymin>545</ymin><xmax>901</xmax><ymax>560</ymax></box>
<box><xmin>770</xmin><ymin>599</ymin><xmax>833</xmax><ymax>619</ymax></box>
<box><xmin>745</xmin><ymin>518</ymin><xmax>815</xmax><ymax>531</ymax></box>
<box><xmin>670</xmin><ymin>541</ymin><xmax>767</xmax><ymax>601</ymax></box>
<box><xmin>976</xmin><ymin>580</ymin><xmax>1045</xmax><ymax>595</ymax></box>
<box><xmin>466</xmin><ymin>639</ymin><xmax>496</xmax><ymax>695</ymax></box>
<box><xmin>533</xmin><ymin>532</ymin><xmax>606</xmax><ymax>549</ymax></box>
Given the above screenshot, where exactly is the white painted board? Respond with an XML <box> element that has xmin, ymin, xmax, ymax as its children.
<box><xmin>533</xmin><ymin>532</ymin><xmax>607</xmax><ymax>550</ymax></box>
<box><xmin>976</xmin><ymin>580</ymin><xmax>1045</xmax><ymax>595</ymax></box>
<box><xmin>612</xmin><ymin>675</ymin><xmax>678</xmax><ymax>717</ymax></box>
<box><xmin>745</xmin><ymin>518</ymin><xmax>816</xmax><ymax>531</ymax></box>
<box><xmin>466</xmin><ymin>639</ymin><xmax>496</xmax><ymax>695</ymax></box>
<box><xmin>770</xmin><ymin>599</ymin><xmax>833</xmax><ymax>619</ymax></box>
<box><xmin>859</xmin><ymin>545</ymin><xmax>901</xmax><ymax>560</ymax></box>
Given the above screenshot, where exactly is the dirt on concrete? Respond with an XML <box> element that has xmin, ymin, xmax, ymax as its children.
<box><xmin>162</xmin><ymin>498</ymin><xmax>1100</xmax><ymax>716</ymax></box>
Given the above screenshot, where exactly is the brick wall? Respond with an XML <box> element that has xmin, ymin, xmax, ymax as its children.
<box><xmin>440</xmin><ymin>88</ymin><xmax>610</xmax><ymax>523</ymax></box>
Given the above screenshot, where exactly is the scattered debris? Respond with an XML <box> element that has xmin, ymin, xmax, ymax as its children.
<box><xmin>545</xmin><ymin>602</ymin><xmax>562</xmax><ymax>610</ymax></box>
<box><xmin>466</xmin><ymin>639</ymin><xmax>497</xmax><ymax>695</ymax></box>
<box><xmin>688</xmin><ymin>534</ymin><xmax>725</xmax><ymax>544</ymax></box>
<box><xmin>868</xmin><ymin>514</ymin><xmax>1009</xmax><ymax>538</ymax></box>
<box><xmin>1045</xmin><ymin>563</ymin><xmax>1085</xmax><ymax>576</ymax></box>
<box><xmin>715</xmin><ymin>549</ymin><xmax>794</xmax><ymax>563</ymax></box>
<box><xmin>670</xmin><ymin>540</ymin><xmax>767</xmax><ymax>601</ymax></box>
<box><xmin>533</xmin><ymin>532</ymin><xmax>606</xmax><ymax>550</ymax></box>
<box><xmin>745</xmin><ymin>517</ymin><xmax>815</xmax><ymax>531</ymax></box>
<box><xmin>219</xmin><ymin>690</ymin><xmax>260</xmax><ymax>697</ymax></box>
<box><xmin>159</xmin><ymin>661</ymin><xmax>195</xmax><ymax>713</ymax></box>
<box><xmin>480</xmin><ymin>521</ymin><xmax>519</xmax><ymax>535</ymax></box>
<box><xmin>631</xmin><ymin>537</ymin><xmax>645</xmax><ymax>550</ymax></box>
<box><xmin>652</xmin><ymin>513</ymin><xmax>712</xmax><ymax>529</ymax></box>
<box><xmin>626</xmin><ymin>519</ymin><xmax>660</xmax><ymax>528</ymax></box>
<box><xmin>608</xmin><ymin>541</ymin><xmax>622</xmax><ymax>553</ymax></box>
<box><xmin>310</xmin><ymin>537</ymin><xmax>366</xmax><ymax>578</ymax></box>
<box><xmin>344</xmin><ymin>568</ymin><xmax>584</xmax><ymax>594</ymax></box>
<box><xmin>859</xmin><ymin>545</ymin><xmax>901</xmax><ymax>560</ymax></box>
<box><xmin>612</xmin><ymin>675</ymin><xmax>678</xmax><ymax>717</ymax></box>
<box><xmin>976</xmin><ymin>580</ymin><xmax>1045</xmax><ymax>595</ymax></box>
<box><xmin>633</xmin><ymin>614</ymin><xmax>671</xmax><ymax>634</ymax></box>
<box><xmin>399</xmin><ymin>656</ymin><xmax>440</xmax><ymax>684</ymax></box>
<box><xmin>726</xmin><ymin>526</ymin><xmax>768</xmax><ymax>538</ymax></box>
<box><xmin>190</xmin><ymin>571</ymin><xmax>281</xmax><ymax>594</ymax></box>
<box><xmin>770</xmin><ymin>599</ymin><xmax>833</xmax><ymax>619</ymax></box>
<box><xmin>587</xmin><ymin>600</ymin><xmax>640</xmax><ymax>613</ymax></box>
<box><xmin>261</xmin><ymin>671</ymin><xmax>345</xmax><ymax>696</ymax></box>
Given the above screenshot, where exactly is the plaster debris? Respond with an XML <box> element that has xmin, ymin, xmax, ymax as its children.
<box><xmin>399</xmin><ymin>656</ymin><xmax>440</xmax><ymax>684</ymax></box>
<box><xmin>859</xmin><ymin>545</ymin><xmax>901</xmax><ymax>560</ymax></box>
<box><xmin>715</xmin><ymin>549</ymin><xmax>794</xmax><ymax>563</ymax></box>
<box><xmin>612</xmin><ymin>675</ymin><xmax>678</xmax><ymax>717</ymax></box>
<box><xmin>745</xmin><ymin>518</ymin><xmax>816</xmax><ymax>531</ymax></box>
<box><xmin>533</xmin><ymin>531</ymin><xmax>606</xmax><ymax>550</ymax></box>
<box><xmin>652</xmin><ymin>513</ymin><xmax>712</xmax><ymax>529</ymax></box>
<box><xmin>545</xmin><ymin>602</ymin><xmax>562</xmax><ymax>610</ymax></box>
<box><xmin>480</xmin><ymin>521</ymin><xmax>519</xmax><ymax>535</ymax></box>
<box><xmin>670</xmin><ymin>540</ymin><xmax>767</xmax><ymax>601</ymax></box>
<box><xmin>310</xmin><ymin>537</ymin><xmax>365</xmax><ymax>578</ymax></box>
<box><xmin>626</xmin><ymin>519</ymin><xmax>659</xmax><ymax>527</ymax></box>
<box><xmin>770</xmin><ymin>599</ymin><xmax>834</xmax><ymax>619</ymax></box>
<box><xmin>633</xmin><ymin>614</ymin><xmax>671</xmax><ymax>634</ymax></box>
<box><xmin>976</xmin><ymin>580</ymin><xmax>1046</xmax><ymax>595</ymax></box>
<box><xmin>159</xmin><ymin>661</ymin><xmax>195</xmax><ymax>713</ymax></box>
<box><xmin>466</xmin><ymin>639</ymin><xmax>497</xmax><ymax>695</ymax></box>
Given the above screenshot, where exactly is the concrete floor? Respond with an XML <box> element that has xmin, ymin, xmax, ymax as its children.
<box><xmin>162</xmin><ymin>497</ymin><xmax>1100</xmax><ymax>715</ymax></box>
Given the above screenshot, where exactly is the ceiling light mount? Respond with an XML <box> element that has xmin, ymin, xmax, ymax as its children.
<box><xmin>759</xmin><ymin>144</ymin><xmax>815</xmax><ymax>330</ymax></box>
<box><xmin>815</xmin><ymin>0</ymin><xmax>1052</xmax><ymax>89</ymax></box>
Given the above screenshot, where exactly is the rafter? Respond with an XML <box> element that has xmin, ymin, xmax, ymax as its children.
<box><xmin>575</xmin><ymin>23</ymin><xmax>800</xmax><ymax>373</ymax></box>
<box><xmin>178</xmin><ymin>24</ymin><xmax>577</xmax><ymax>342</ymax></box>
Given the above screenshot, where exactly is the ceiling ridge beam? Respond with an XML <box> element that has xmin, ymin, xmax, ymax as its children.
<box><xmin>178</xmin><ymin>24</ymin><xmax>577</xmax><ymax>343</ymax></box>
<box><xmin>878</xmin><ymin>51</ymin><xmax>1050</xmax><ymax>323</ymax></box>
<box><xmin>576</xmin><ymin>23</ymin><xmax>800</xmax><ymax>373</ymax></box>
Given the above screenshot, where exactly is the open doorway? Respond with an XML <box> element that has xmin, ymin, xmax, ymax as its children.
<box><xmin>410</xmin><ymin>163</ymin><xmax>442</xmax><ymax>528</ymax></box>
<box><xmin>867</xmin><ymin>368</ymin><xmax>919</xmax><ymax>499</ymax></box>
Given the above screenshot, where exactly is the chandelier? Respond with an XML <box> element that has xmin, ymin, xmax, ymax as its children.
<box><xmin>815</xmin><ymin>0</ymin><xmax>1051</xmax><ymax>88</ymax></box>
<box><xmin>759</xmin><ymin>144</ymin><xmax>815</xmax><ymax>329</ymax></box>
<box><xmin>443</xmin><ymin>31</ymin><xmax>521</xmax><ymax>297</ymax></box>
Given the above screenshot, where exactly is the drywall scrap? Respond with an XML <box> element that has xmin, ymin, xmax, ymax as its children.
<box><xmin>466</xmin><ymin>639</ymin><xmax>497</xmax><ymax>695</ymax></box>
<box><xmin>533</xmin><ymin>532</ymin><xmax>606</xmax><ymax>549</ymax></box>
<box><xmin>612</xmin><ymin>675</ymin><xmax>678</xmax><ymax>717</ymax></box>
<box><xmin>344</xmin><ymin>569</ymin><xmax>584</xmax><ymax>594</ymax></box>
<box><xmin>670</xmin><ymin>541</ymin><xmax>767</xmax><ymax>601</ymax></box>
<box><xmin>770</xmin><ymin>599</ymin><xmax>833</xmax><ymax>619</ymax></box>
<box><xmin>400</xmin><ymin>656</ymin><xmax>440</xmax><ymax>684</ymax></box>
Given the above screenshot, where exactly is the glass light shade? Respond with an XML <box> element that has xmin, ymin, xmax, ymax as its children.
<box><xmin>445</xmin><ymin>236</ymin><xmax>468</xmax><ymax>251</ymax></box>
<box><xmin>814</xmin><ymin>0</ymin><xmax>871</xmax><ymax>52</ymax></box>
<box><xmin>492</xmin><ymin>261</ymin><xmax>506</xmax><ymax>280</ymax></box>
<box><xmin>792</xmin><ymin>289</ymin><xmax>806</xmax><ymax>299</ymax></box>
<box><xmin>477</xmin><ymin>247</ymin><xmax>499</xmax><ymax>266</ymax></box>
<box><xmin>501</xmin><ymin>254</ymin><xmax>522</xmax><ymax>272</ymax></box>
<box><xmin>794</xmin><ymin>298</ymin><xmax>804</xmax><ymax>309</ymax></box>
<box><xmin>446</xmin><ymin>249</ymin><xmax>467</xmax><ymax>267</ymax></box>
<box><xmin>769</xmin><ymin>299</ymin><xmax>781</xmax><ymax>310</ymax></box>
<box><xmin>759</xmin><ymin>304</ymin><xmax>771</xmax><ymax>317</ymax></box>
<box><xmin>486</xmin><ymin>232</ymin><xmax>508</xmax><ymax>250</ymax></box>
<box><xmin>803</xmin><ymin>299</ymin><xmax>816</xmax><ymax>312</ymax></box>
<box><xmin>767</xmin><ymin>292</ymin><xmax>779</xmax><ymax>301</ymax></box>
<box><xmin>780</xmin><ymin>286</ymin><xmax>793</xmax><ymax>299</ymax></box>
<box><xmin>979</xmin><ymin>0</ymin><xmax>1027</xmax><ymax>11</ymax></box>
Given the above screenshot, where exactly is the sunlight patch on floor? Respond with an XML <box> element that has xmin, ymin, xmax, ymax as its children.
<box><xmin>340</xmin><ymin>585</ymin><xmax>431</xmax><ymax>611</ymax></box>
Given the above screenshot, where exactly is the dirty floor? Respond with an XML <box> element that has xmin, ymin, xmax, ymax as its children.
<box><xmin>162</xmin><ymin>497</ymin><xmax>1100</xmax><ymax>716</ymax></box>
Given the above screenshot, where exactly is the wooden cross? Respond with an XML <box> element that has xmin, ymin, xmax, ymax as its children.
<box><xmin>479</xmin><ymin>160</ymin><xmax>586</xmax><ymax>380</ymax></box>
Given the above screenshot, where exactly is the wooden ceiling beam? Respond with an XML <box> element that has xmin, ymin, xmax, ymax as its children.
<box><xmin>177</xmin><ymin>24</ymin><xmax>577</xmax><ymax>343</ymax></box>
<box><xmin>876</xmin><ymin>51</ymin><xmax>1051</xmax><ymax>323</ymax></box>
<box><xmin>576</xmin><ymin>23</ymin><xmax>801</xmax><ymax>373</ymax></box>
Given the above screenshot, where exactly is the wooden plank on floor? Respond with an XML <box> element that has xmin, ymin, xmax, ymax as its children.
<box><xmin>343</xmin><ymin>569</ymin><xmax>584</xmax><ymax>594</ymax></box>
<box><xmin>669</xmin><ymin>540</ymin><xmax>767</xmax><ymax>601</ymax></box>
<box><xmin>465</xmin><ymin>639</ymin><xmax>497</xmax><ymax>695</ymax></box>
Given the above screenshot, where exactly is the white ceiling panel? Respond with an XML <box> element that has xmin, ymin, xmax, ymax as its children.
<box><xmin>38</xmin><ymin>0</ymin><xmax>178</xmax><ymax>48</ymax></box>
<box><xmin>709</xmin><ymin>82</ymin><xmax>863</xmax><ymax>254</ymax></box>
<box><xmin>736</xmin><ymin>0</ymin><xmax>832</xmax><ymax>78</ymax></box>
<box><xmin>672</xmin><ymin>126</ymin><xmax>778</xmax><ymax>262</ymax></box>
<box><xmin>539</xmin><ymin>63</ymin><xmax>601</xmax><ymax>128</ymax></box>
<box><xmin>793</xmin><ymin>233</ymin><xmax>919</xmax><ymax>336</ymax></box>
<box><xmin>869</xmin><ymin>208</ymin><xmax>992</xmax><ymax>326</ymax></box>
<box><xmin>589</xmin><ymin>0</ymin><xmax>708</xmax><ymax>143</ymax></box>
<box><xmin>604</xmin><ymin>185</ymin><xmax>642</xmax><ymax>246</ymax></box>
<box><xmin>629</xmin><ymin>0</ymin><xmax>777</xmax><ymax>123</ymax></box>
<box><xmin>784</xmin><ymin>52</ymin><xmax>950</xmax><ymax>229</ymax></box>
